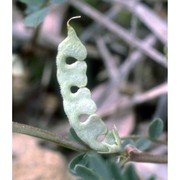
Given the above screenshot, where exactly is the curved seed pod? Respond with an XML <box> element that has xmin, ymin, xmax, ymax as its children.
<box><xmin>56</xmin><ymin>16</ymin><xmax>121</xmax><ymax>153</ymax></box>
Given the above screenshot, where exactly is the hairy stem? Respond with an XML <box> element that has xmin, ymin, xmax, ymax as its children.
<box><xmin>129</xmin><ymin>151</ymin><xmax>167</xmax><ymax>163</ymax></box>
<box><xmin>13</xmin><ymin>122</ymin><xmax>90</xmax><ymax>152</ymax></box>
<box><xmin>13</xmin><ymin>122</ymin><xmax>167</xmax><ymax>164</ymax></box>
<box><xmin>124</xmin><ymin>144</ymin><xmax>167</xmax><ymax>164</ymax></box>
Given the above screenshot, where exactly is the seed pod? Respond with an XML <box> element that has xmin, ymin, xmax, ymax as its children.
<box><xmin>56</xmin><ymin>16</ymin><xmax>121</xmax><ymax>153</ymax></box>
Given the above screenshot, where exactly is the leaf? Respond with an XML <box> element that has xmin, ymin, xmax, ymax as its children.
<box><xmin>69</xmin><ymin>153</ymin><xmax>87</xmax><ymax>175</ymax></box>
<box><xmin>123</xmin><ymin>164</ymin><xmax>139</xmax><ymax>180</ymax></box>
<box><xmin>148</xmin><ymin>118</ymin><xmax>164</xmax><ymax>139</ymax></box>
<box><xmin>75</xmin><ymin>165</ymin><xmax>102</xmax><ymax>180</ymax></box>
<box><xmin>24</xmin><ymin>7</ymin><xmax>49</xmax><ymax>27</ymax></box>
<box><xmin>50</xmin><ymin>0</ymin><xmax>66</xmax><ymax>3</ymax></box>
<box><xmin>86</xmin><ymin>152</ymin><xmax>112</xmax><ymax>180</ymax></box>
<box><xmin>135</xmin><ymin>138</ymin><xmax>151</xmax><ymax>151</ymax></box>
<box><xmin>69</xmin><ymin>152</ymin><xmax>121</xmax><ymax>180</ymax></box>
<box><xmin>19</xmin><ymin>0</ymin><xmax>46</xmax><ymax>6</ymax></box>
<box><xmin>69</xmin><ymin>152</ymin><xmax>103</xmax><ymax>179</ymax></box>
<box><xmin>148</xmin><ymin>176</ymin><xmax>157</xmax><ymax>180</ymax></box>
<box><xmin>107</xmin><ymin>159</ymin><xmax>123</xmax><ymax>179</ymax></box>
<box><xmin>19</xmin><ymin>0</ymin><xmax>47</xmax><ymax>13</ymax></box>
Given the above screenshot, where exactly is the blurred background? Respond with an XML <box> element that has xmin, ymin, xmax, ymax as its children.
<box><xmin>13</xmin><ymin>0</ymin><xmax>167</xmax><ymax>179</ymax></box>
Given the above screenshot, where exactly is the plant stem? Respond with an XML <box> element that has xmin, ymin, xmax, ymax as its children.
<box><xmin>129</xmin><ymin>151</ymin><xmax>167</xmax><ymax>163</ymax></box>
<box><xmin>125</xmin><ymin>144</ymin><xmax>167</xmax><ymax>164</ymax></box>
<box><xmin>13</xmin><ymin>122</ymin><xmax>90</xmax><ymax>152</ymax></box>
<box><xmin>13</xmin><ymin>122</ymin><xmax>167</xmax><ymax>164</ymax></box>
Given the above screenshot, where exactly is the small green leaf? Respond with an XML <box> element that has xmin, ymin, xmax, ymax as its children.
<box><xmin>19</xmin><ymin>0</ymin><xmax>46</xmax><ymax>6</ymax></box>
<box><xmin>69</xmin><ymin>153</ymin><xmax>87</xmax><ymax>175</ymax></box>
<box><xmin>19</xmin><ymin>0</ymin><xmax>38</xmax><ymax>4</ymax></box>
<box><xmin>107</xmin><ymin>159</ymin><xmax>123</xmax><ymax>179</ymax></box>
<box><xmin>87</xmin><ymin>152</ymin><xmax>112</xmax><ymax>180</ymax></box>
<box><xmin>148</xmin><ymin>175</ymin><xmax>157</xmax><ymax>180</ymax></box>
<box><xmin>75</xmin><ymin>165</ymin><xmax>102</xmax><ymax>180</ymax></box>
<box><xmin>19</xmin><ymin>0</ymin><xmax>47</xmax><ymax>13</ymax></box>
<box><xmin>148</xmin><ymin>118</ymin><xmax>164</xmax><ymax>139</ymax></box>
<box><xmin>24</xmin><ymin>7</ymin><xmax>49</xmax><ymax>27</ymax></box>
<box><xmin>50</xmin><ymin>0</ymin><xmax>66</xmax><ymax>3</ymax></box>
<box><xmin>69</xmin><ymin>152</ymin><xmax>103</xmax><ymax>179</ymax></box>
<box><xmin>135</xmin><ymin>138</ymin><xmax>151</xmax><ymax>151</ymax></box>
<box><xmin>69</xmin><ymin>152</ymin><xmax>120</xmax><ymax>180</ymax></box>
<box><xmin>123</xmin><ymin>164</ymin><xmax>139</xmax><ymax>180</ymax></box>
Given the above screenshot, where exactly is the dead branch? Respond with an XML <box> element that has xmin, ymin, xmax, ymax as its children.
<box><xmin>80</xmin><ymin>5</ymin><xmax>121</xmax><ymax>42</ymax></box>
<box><xmin>95</xmin><ymin>34</ymin><xmax>157</xmax><ymax>108</ymax></box>
<box><xmin>130</xmin><ymin>82</ymin><xmax>167</xmax><ymax>105</ymax></box>
<box><xmin>96</xmin><ymin>37</ymin><xmax>119</xmax><ymax>82</ymax></box>
<box><xmin>112</xmin><ymin>0</ymin><xmax>167</xmax><ymax>44</ymax></box>
<box><xmin>69</xmin><ymin>0</ymin><xmax>167</xmax><ymax>67</ymax></box>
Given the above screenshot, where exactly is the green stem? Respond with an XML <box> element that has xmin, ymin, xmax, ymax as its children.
<box><xmin>121</xmin><ymin>135</ymin><xmax>167</xmax><ymax>145</ymax></box>
<box><xmin>13</xmin><ymin>122</ymin><xmax>90</xmax><ymax>152</ymax></box>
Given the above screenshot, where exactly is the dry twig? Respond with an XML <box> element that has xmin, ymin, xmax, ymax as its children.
<box><xmin>96</xmin><ymin>37</ymin><xmax>119</xmax><ymax>82</ymax></box>
<box><xmin>95</xmin><ymin>34</ymin><xmax>157</xmax><ymax>108</ymax></box>
<box><xmin>69</xmin><ymin>0</ymin><xmax>167</xmax><ymax>67</ymax></box>
<box><xmin>130</xmin><ymin>82</ymin><xmax>167</xmax><ymax>105</ymax></box>
<box><xmin>80</xmin><ymin>5</ymin><xmax>121</xmax><ymax>42</ymax></box>
<box><xmin>112</xmin><ymin>0</ymin><xmax>167</xmax><ymax>44</ymax></box>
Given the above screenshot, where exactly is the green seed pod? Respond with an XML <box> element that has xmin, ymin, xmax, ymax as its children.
<box><xmin>56</xmin><ymin>16</ymin><xmax>121</xmax><ymax>153</ymax></box>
